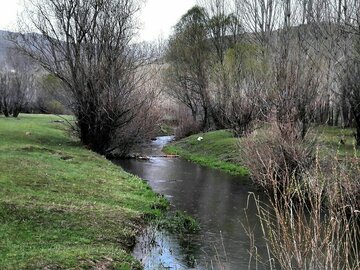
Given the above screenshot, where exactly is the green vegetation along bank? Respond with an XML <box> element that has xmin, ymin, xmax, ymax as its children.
<box><xmin>164</xmin><ymin>130</ymin><xmax>249</xmax><ymax>176</ymax></box>
<box><xmin>164</xmin><ymin>127</ymin><xmax>358</xmax><ymax>177</ymax></box>
<box><xmin>0</xmin><ymin>114</ymin><xmax>168</xmax><ymax>269</ymax></box>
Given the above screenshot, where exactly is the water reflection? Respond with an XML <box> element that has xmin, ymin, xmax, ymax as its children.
<box><xmin>113</xmin><ymin>136</ymin><xmax>269</xmax><ymax>269</ymax></box>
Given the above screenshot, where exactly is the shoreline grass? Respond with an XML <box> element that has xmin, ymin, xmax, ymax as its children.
<box><xmin>163</xmin><ymin>130</ymin><xmax>249</xmax><ymax>177</ymax></box>
<box><xmin>0</xmin><ymin>114</ymin><xmax>168</xmax><ymax>269</ymax></box>
<box><xmin>163</xmin><ymin>126</ymin><xmax>358</xmax><ymax>178</ymax></box>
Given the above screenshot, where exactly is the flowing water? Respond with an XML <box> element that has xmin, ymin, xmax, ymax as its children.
<box><xmin>113</xmin><ymin>136</ymin><xmax>269</xmax><ymax>270</ymax></box>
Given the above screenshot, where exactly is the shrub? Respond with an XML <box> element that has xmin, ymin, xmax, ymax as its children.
<box><xmin>174</xmin><ymin>112</ymin><xmax>201</xmax><ymax>139</ymax></box>
<box><xmin>241</xmin><ymin>124</ymin><xmax>315</xmax><ymax>191</ymax></box>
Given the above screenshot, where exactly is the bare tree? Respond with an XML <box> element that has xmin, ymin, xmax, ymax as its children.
<box><xmin>7</xmin><ymin>51</ymin><xmax>36</xmax><ymax>117</ymax></box>
<box><xmin>236</xmin><ymin>0</ymin><xmax>280</xmax><ymax>57</ymax></box>
<box><xmin>342</xmin><ymin>55</ymin><xmax>360</xmax><ymax>145</ymax></box>
<box><xmin>13</xmin><ymin>0</ymin><xmax>159</xmax><ymax>154</ymax></box>
<box><xmin>251</xmin><ymin>0</ymin><xmax>322</xmax><ymax>139</ymax></box>
<box><xmin>238</xmin><ymin>0</ymin><xmax>321</xmax><ymax>196</ymax></box>
<box><xmin>310</xmin><ymin>0</ymin><xmax>360</xmax><ymax>141</ymax></box>
<box><xmin>0</xmin><ymin>50</ymin><xmax>35</xmax><ymax>117</ymax></box>
<box><xmin>0</xmin><ymin>70</ymin><xmax>11</xmax><ymax>117</ymax></box>
<box><xmin>163</xmin><ymin>67</ymin><xmax>201</xmax><ymax>122</ymax></box>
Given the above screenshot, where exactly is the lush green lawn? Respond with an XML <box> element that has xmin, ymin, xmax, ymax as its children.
<box><xmin>164</xmin><ymin>126</ymin><xmax>358</xmax><ymax>177</ymax></box>
<box><xmin>0</xmin><ymin>114</ymin><xmax>167</xmax><ymax>269</ymax></box>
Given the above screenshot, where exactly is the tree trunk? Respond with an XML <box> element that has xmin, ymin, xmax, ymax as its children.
<box><xmin>12</xmin><ymin>106</ymin><xmax>21</xmax><ymax>118</ymax></box>
<box><xmin>190</xmin><ymin>106</ymin><xmax>197</xmax><ymax>122</ymax></box>
<box><xmin>3</xmin><ymin>99</ymin><xmax>9</xmax><ymax>117</ymax></box>
<box><xmin>202</xmin><ymin>105</ymin><xmax>209</xmax><ymax>130</ymax></box>
<box><xmin>351</xmin><ymin>107</ymin><xmax>360</xmax><ymax>146</ymax></box>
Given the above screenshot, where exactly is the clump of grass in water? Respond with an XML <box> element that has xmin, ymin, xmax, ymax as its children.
<box><xmin>159</xmin><ymin>211</ymin><xmax>200</xmax><ymax>268</ymax></box>
<box><xmin>157</xmin><ymin>210</ymin><xmax>200</xmax><ymax>235</ymax></box>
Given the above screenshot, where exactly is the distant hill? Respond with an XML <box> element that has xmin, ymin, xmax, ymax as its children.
<box><xmin>0</xmin><ymin>30</ymin><xmax>16</xmax><ymax>63</ymax></box>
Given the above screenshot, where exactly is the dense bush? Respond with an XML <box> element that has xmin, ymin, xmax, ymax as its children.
<box><xmin>241</xmin><ymin>124</ymin><xmax>315</xmax><ymax>191</ymax></box>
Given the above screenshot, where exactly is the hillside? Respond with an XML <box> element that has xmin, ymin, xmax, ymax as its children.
<box><xmin>0</xmin><ymin>30</ymin><xmax>14</xmax><ymax>62</ymax></box>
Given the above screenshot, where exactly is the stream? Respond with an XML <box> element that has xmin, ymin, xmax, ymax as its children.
<box><xmin>113</xmin><ymin>136</ymin><xmax>269</xmax><ymax>270</ymax></box>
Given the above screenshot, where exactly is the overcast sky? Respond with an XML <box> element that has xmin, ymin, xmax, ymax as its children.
<box><xmin>0</xmin><ymin>0</ymin><xmax>196</xmax><ymax>41</ymax></box>
<box><xmin>0</xmin><ymin>0</ymin><xmax>21</xmax><ymax>31</ymax></box>
<box><xmin>138</xmin><ymin>0</ymin><xmax>196</xmax><ymax>41</ymax></box>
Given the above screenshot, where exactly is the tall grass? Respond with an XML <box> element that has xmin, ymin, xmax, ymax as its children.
<box><xmin>243</xmin><ymin>125</ymin><xmax>360</xmax><ymax>269</ymax></box>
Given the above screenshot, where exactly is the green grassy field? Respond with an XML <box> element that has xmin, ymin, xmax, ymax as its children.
<box><xmin>164</xmin><ymin>126</ymin><xmax>358</xmax><ymax>177</ymax></box>
<box><xmin>0</xmin><ymin>114</ymin><xmax>167</xmax><ymax>269</ymax></box>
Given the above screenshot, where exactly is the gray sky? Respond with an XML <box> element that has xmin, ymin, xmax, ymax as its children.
<box><xmin>0</xmin><ymin>0</ymin><xmax>196</xmax><ymax>41</ymax></box>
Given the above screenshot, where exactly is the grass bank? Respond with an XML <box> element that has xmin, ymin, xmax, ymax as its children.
<box><xmin>164</xmin><ymin>126</ymin><xmax>358</xmax><ymax>177</ymax></box>
<box><xmin>0</xmin><ymin>114</ymin><xmax>168</xmax><ymax>269</ymax></box>
<box><xmin>164</xmin><ymin>130</ymin><xmax>248</xmax><ymax>176</ymax></box>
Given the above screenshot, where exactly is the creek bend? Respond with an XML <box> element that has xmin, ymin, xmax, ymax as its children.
<box><xmin>113</xmin><ymin>136</ymin><xmax>268</xmax><ymax>269</ymax></box>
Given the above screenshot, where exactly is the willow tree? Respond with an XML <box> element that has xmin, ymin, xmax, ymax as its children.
<box><xmin>14</xmin><ymin>0</ymin><xmax>158</xmax><ymax>155</ymax></box>
<box><xmin>200</xmin><ymin>0</ymin><xmax>246</xmax><ymax>130</ymax></box>
<box><xmin>165</xmin><ymin>6</ymin><xmax>211</xmax><ymax>129</ymax></box>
